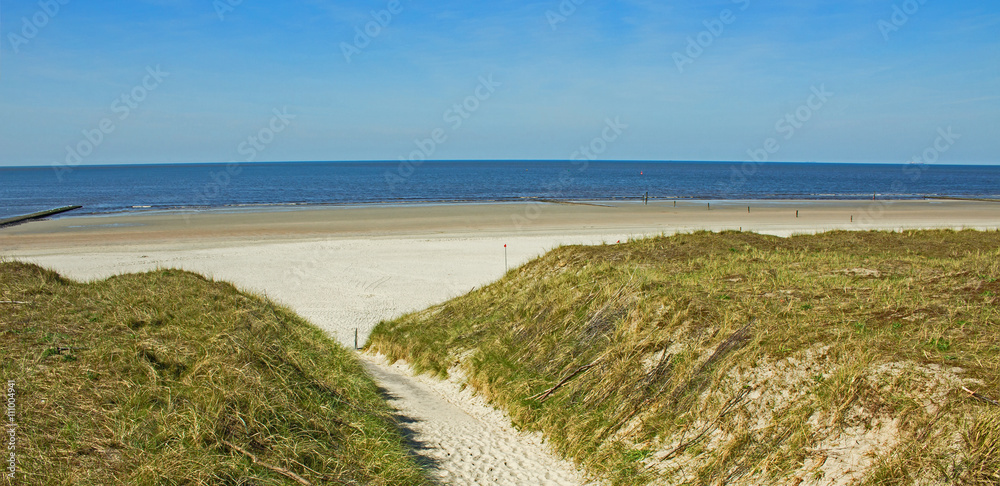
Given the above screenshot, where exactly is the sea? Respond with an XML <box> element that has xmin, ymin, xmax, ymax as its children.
<box><xmin>2</xmin><ymin>161</ymin><xmax>999</xmax><ymax>219</ymax></box>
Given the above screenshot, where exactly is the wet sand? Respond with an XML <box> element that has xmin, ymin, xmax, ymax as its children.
<box><xmin>3</xmin><ymin>199</ymin><xmax>998</xmax><ymax>248</ymax></box>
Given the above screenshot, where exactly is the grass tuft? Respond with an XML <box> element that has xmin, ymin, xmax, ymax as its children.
<box><xmin>1</xmin><ymin>262</ymin><xmax>429</xmax><ymax>485</ymax></box>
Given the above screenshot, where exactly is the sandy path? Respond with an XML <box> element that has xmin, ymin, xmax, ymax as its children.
<box><xmin>361</xmin><ymin>355</ymin><xmax>593</xmax><ymax>485</ymax></box>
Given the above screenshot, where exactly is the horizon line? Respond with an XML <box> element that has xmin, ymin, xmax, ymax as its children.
<box><xmin>3</xmin><ymin>159</ymin><xmax>1000</xmax><ymax>169</ymax></box>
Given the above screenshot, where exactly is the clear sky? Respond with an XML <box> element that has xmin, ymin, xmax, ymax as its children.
<box><xmin>1</xmin><ymin>0</ymin><xmax>998</xmax><ymax>166</ymax></box>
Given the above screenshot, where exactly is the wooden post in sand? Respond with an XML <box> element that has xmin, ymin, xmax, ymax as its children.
<box><xmin>355</xmin><ymin>329</ymin><xmax>358</xmax><ymax>350</ymax></box>
<box><xmin>504</xmin><ymin>244</ymin><xmax>508</xmax><ymax>271</ymax></box>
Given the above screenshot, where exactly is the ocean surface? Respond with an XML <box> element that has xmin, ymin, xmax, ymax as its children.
<box><xmin>2</xmin><ymin>161</ymin><xmax>999</xmax><ymax>219</ymax></box>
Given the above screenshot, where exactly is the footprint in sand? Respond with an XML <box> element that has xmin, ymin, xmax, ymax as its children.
<box><xmin>361</xmin><ymin>355</ymin><xmax>597</xmax><ymax>486</ymax></box>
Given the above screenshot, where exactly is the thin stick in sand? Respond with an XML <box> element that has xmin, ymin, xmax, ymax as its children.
<box><xmin>962</xmin><ymin>386</ymin><xmax>1000</xmax><ymax>406</ymax></box>
<box><xmin>221</xmin><ymin>439</ymin><xmax>314</xmax><ymax>486</ymax></box>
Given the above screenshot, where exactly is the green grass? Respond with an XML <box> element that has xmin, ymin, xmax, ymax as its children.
<box><xmin>368</xmin><ymin>230</ymin><xmax>1000</xmax><ymax>485</ymax></box>
<box><xmin>0</xmin><ymin>262</ymin><xmax>429</xmax><ymax>485</ymax></box>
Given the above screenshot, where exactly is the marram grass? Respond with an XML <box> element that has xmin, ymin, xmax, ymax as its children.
<box><xmin>368</xmin><ymin>230</ymin><xmax>1000</xmax><ymax>485</ymax></box>
<box><xmin>0</xmin><ymin>262</ymin><xmax>429</xmax><ymax>485</ymax></box>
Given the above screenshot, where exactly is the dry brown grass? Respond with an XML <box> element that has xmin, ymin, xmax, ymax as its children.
<box><xmin>368</xmin><ymin>230</ymin><xmax>1000</xmax><ymax>485</ymax></box>
<box><xmin>1</xmin><ymin>262</ymin><xmax>429</xmax><ymax>485</ymax></box>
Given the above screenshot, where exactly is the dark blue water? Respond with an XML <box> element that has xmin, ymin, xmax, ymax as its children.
<box><xmin>1</xmin><ymin>161</ymin><xmax>999</xmax><ymax>219</ymax></box>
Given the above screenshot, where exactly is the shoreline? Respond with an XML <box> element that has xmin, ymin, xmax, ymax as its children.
<box><xmin>8</xmin><ymin>195</ymin><xmax>1000</xmax><ymax>223</ymax></box>
<box><xmin>3</xmin><ymin>199</ymin><xmax>1000</xmax><ymax>249</ymax></box>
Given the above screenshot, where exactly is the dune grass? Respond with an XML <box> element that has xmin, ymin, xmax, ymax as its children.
<box><xmin>0</xmin><ymin>262</ymin><xmax>429</xmax><ymax>485</ymax></box>
<box><xmin>368</xmin><ymin>230</ymin><xmax>1000</xmax><ymax>485</ymax></box>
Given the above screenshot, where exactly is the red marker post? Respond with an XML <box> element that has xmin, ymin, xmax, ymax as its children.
<box><xmin>504</xmin><ymin>244</ymin><xmax>508</xmax><ymax>271</ymax></box>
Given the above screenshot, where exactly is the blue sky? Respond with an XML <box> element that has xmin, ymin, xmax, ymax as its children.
<box><xmin>1</xmin><ymin>0</ymin><xmax>998</xmax><ymax>166</ymax></box>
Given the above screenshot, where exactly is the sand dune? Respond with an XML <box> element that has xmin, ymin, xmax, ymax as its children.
<box><xmin>3</xmin><ymin>200</ymin><xmax>999</xmax><ymax>484</ymax></box>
